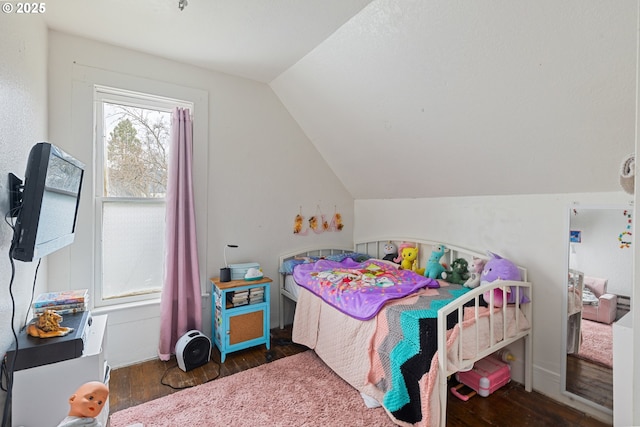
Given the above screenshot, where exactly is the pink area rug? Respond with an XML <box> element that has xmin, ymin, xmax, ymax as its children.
<box><xmin>109</xmin><ymin>351</ymin><xmax>394</xmax><ymax>427</ymax></box>
<box><xmin>577</xmin><ymin>319</ymin><xmax>613</xmax><ymax>368</ymax></box>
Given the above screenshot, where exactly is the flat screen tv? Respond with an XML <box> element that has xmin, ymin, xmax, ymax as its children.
<box><xmin>10</xmin><ymin>142</ymin><xmax>85</xmax><ymax>262</ymax></box>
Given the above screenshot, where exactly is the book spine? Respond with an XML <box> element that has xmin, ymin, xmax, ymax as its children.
<box><xmin>33</xmin><ymin>302</ymin><xmax>87</xmax><ymax>311</ymax></box>
<box><xmin>33</xmin><ymin>298</ymin><xmax>86</xmax><ymax>308</ymax></box>
<box><xmin>34</xmin><ymin>307</ymin><xmax>86</xmax><ymax>315</ymax></box>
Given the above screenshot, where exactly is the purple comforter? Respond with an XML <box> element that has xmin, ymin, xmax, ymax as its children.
<box><xmin>292</xmin><ymin>258</ymin><xmax>438</xmax><ymax>320</ymax></box>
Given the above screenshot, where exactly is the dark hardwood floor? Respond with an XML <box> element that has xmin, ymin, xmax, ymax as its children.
<box><xmin>566</xmin><ymin>354</ymin><xmax>613</xmax><ymax>410</ymax></box>
<box><xmin>109</xmin><ymin>326</ymin><xmax>611</xmax><ymax>426</ymax></box>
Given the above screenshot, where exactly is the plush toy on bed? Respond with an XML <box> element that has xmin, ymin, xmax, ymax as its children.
<box><xmin>382</xmin><ymin>241</ymin><xmax>398</xmax><ymax>262</ymax></box>
<box><xmin>399</xmin><ymin>246</ymin><xmax>425</xmax><ymax>275</ymax></box>
<box><xmin>463</xmin><ymin>256</ymin><xmax>486</xmax><ymax>289</ymax></box>
<box><xmin>480</xmin><ymin>251</ymin><xmax>522</xmax><ymax>307</ymax></box>
<box><xmin>424</xmin><ymin>244</ymin><xmax>449</xmax><ymax>279</ymax></box>
<box><xmin>393</xmin><ymin>242</ymin><xmax>412</xmax><ymax>264</ymax></box>
<box><xmin>441</xmin><ymin>258</ymin><xmax>469</xmax><ymax>284</ymax></box>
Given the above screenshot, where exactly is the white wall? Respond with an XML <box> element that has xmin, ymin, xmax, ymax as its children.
<box><xmin>354</xmin><ymin>191</ymin><xmax>631</xmax><ymax>423</ymax></box>
<box><xmin>569</xmin><ymin>207</ymin><xmax>633</xmax><ymax>297</ymax></box>
<box><xmin>47</xmin><ymin>31</ymin><xmax>354</xmax><ymax>367</ymax></box>
<box><xmin>0</xmin><ymin>14</ymin><xmax>49</xmax><ymax>420</ymax></box>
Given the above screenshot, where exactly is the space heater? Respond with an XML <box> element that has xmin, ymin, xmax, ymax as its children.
<box><xmin>175</xmin><ymin>330</ymin><xmax>211</xmax><ymax>372</ymax></box>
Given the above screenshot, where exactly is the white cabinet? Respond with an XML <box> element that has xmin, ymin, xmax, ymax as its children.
<box><xmin>12</xmin><ymin>315</ymin><xmax>109</xmax><ymax>427</ymax></box>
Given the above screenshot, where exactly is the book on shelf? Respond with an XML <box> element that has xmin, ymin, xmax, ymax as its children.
<box><xmin>32</xmin><ymin>289</ymin><xmax>89</xmax><ymax>308</ymax></box>
<box><xmin>232</xmin><ymin>290</ymin><xmax>249</xmax><ymax>297</ymax></box>
<box><xmin>227</xmin><ymin>292</ymin><xmax>248</xmax><ymax>307</ymax></box>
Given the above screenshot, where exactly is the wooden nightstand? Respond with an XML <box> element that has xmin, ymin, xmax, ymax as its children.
<box><xmin>210</xmin><ymin>276</ymin><xmax>271</xmax><ymax>362</ymax></box>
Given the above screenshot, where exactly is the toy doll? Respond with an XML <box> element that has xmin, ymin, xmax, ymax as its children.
<box><xmin>57</xmin><ymin>381</ymin><xmax>109</xmax><ymax>427</ymax></box>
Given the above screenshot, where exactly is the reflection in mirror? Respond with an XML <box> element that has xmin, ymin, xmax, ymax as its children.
<box><xmin>563</xmin><ymin>206</ymin><xmax>632</xmax><ymax>412</ymax></box>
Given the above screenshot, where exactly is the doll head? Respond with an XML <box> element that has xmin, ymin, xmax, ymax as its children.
<box><xmin>67</xmin><ymin>381</ymin><xmax>109</xmax><ymax>418</ymax></box>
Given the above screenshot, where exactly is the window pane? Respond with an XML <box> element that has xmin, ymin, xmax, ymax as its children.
<box><xmin>102</xmin><ymin>202</ymin><xmax>165</xmax><ymax>299</ymax></box>
<box><xmin>103</xmin><ymin>103</ymin><xmax>171</xmax><ymax>198</ymax></box>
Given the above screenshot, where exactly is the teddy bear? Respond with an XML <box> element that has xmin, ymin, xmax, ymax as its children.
<box><xmin>424</xmin><ymin>244</ymin><xmax>449</xmax><ymax>279</ymax></box>
<box><xmin>441</xmin><ymin>258</ymin><xmax>469</xmax><ymax>284</ymax></box>
<box><xmin>463</xmin><ymin>256</ymin><xmax>486</xmax><ymax>289</ymax></box>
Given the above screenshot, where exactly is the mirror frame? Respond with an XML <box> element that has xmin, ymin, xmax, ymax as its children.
<box><xmin>560</xmin><ymin>203</ymin><xmax>629</xmax><ymax>414</ymax></box>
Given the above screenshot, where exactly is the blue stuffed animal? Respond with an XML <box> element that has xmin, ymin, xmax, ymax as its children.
<box><xmin>424</xmin><ymin>244</ymin><xmax>449</xmax><ymax>279</ymax></box>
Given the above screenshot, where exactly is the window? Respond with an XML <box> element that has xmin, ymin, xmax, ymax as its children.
<box><xmin>94</xmin><ymin>86</ymin><xmax>192</xmax><ymax>306</ymax></box>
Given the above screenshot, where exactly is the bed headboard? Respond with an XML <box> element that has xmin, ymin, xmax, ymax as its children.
<box><xmin>354</xmin><ymin>238</ymin><xmax>528</xmax><ymax>281</ymax></box>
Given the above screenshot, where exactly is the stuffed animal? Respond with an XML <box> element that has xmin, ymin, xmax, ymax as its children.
<box><xmin>393</xmin><ymin>242</ymin><xmax>413</xmax><ymax>264</ymax></box>
<box><xmin>480</xmin><ymin>251</ymin><xmax>522</xmax><ymax>306</ymax></box>
<box><xmin>463</xmin><ymin>256</ymin><xmax>486</xmax><ymax>289</ymax></box>
<box><xmin>382</xmin><ymin>241</ymin><xmax>398</xmax><ymax>262</ymax></box>
<box><xmin>441</xmin><ymin>258</ymin><xmax>469</xmax><ymax>284</ymax></box>
<box><xmin>424</xmin><ymin>244</ymin><xmax>449</xmax><ymax>279</ymax></box>
<box><xmin>400</xmin><ymin>246</ymin><xmax>418</xmax><ymax>270</ymax></box>
<box><xmin>27</xmin><ymin>310</ymin><xmax>73</xmax><ymax>338</ymax></box>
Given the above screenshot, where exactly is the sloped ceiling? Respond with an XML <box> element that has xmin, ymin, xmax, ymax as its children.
<box><xmin>42</xmin><ymin>0</ymin><xmax>637</xmax><ymax>200</ymax></box>
<box><xmin>271</xmin><ymin>0</ymin><xmax>638</xmax><ymax>199</ymax></box>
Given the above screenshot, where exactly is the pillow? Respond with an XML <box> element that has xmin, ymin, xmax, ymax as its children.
<box><xmin>279</xmin><ymin>252</ymin><xmax>372</xmax><ymax>274</ymax></box>
<box><xmin>583</xmin><ymin>288</ymin><xmax>599</xmax><ymax>305</ymax></box>
<box><xmin>323</xmin><ymin>252</ymin><xmax>371</xmax><ymax>263</ymax></box>
<box><xmin>279</xmin><ymin>258</ymin><xmax>315</xmax><ymax>274</ymax></box>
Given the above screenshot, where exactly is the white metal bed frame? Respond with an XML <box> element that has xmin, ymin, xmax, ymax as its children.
<box><xmin>278</xmin><ymin>238</ymin><xmax>533</xmax><ymax>427</ymax></box>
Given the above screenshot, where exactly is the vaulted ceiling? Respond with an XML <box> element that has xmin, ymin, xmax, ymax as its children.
<box><xmin>44</xmin><ymin>0</ymin><xmax>637</xmax><ymax>199</ymax></box>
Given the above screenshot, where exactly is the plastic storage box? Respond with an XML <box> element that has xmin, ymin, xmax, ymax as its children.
<box><xmin>454</xmin><ymin>355</ymin><xmax>511</xmax><ymax>397</ymax></box>
<box><xmin>229</xmin><ymin>262</ymin><xmax>260</xmax><ymax>281</ymax></box>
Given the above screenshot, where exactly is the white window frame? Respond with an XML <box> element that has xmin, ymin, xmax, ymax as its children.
<box><xmin>93</xmin><ymin>85</ymin><xmax>193</xmax><ymax>307</ymax></box>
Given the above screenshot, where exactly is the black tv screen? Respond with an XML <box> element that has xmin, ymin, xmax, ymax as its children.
<box><xmin>11</xmin><ymin>142</ymin><xmax>85</xmax><ymax>262</ymax></box>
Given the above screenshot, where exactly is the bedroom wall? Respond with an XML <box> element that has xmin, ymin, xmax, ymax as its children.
<box><xmin>569</xmin><ymin>207</ymin><xmax>633</xmax><ymax>297</ymax></box>
<box><xmin>47</xmin><ymin>31</ymin><xmax>354</xmax><ymax>367</ymax></box>
<box><xmin>354</xmin><ymin>191</ymin><xmax>631</xmax><ymax>422</ymax></box>
<box><xmin>0</xmin><ymin>14</ymin><xmax>49</xmax><ymax>419</ymax></box>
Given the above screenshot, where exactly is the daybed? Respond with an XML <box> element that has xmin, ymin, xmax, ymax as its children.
<box><xmin>278</xmin><ymin>238</ymin><xmax>533</xmax><ymax>427</ymax></box>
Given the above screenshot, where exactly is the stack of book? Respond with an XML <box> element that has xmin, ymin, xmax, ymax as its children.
<box><xmin>227</xmin><ymin>290</ymin><xmax>249</xmax><ymax>307</ymax></box>
<box><xmin>249</xmin><ymin>287</ymin><xmax>264</xmax><ymax>304</ymax></box>
<box><xmin>32</xmin><ymin>289</ymin><xmax>89</xmax><ymax>316</ymax></box>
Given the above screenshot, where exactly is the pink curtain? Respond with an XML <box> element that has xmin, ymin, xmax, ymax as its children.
<box><xmin>158</xmin><ymin>107</ymin><xmax>202</xmax><ymax>361</ymax></box>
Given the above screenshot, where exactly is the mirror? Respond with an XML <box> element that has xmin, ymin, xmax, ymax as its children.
<box><xmin>562</xmin><ymin>205</ymin><xmax>632</xmax><ymax>412</ymax></box>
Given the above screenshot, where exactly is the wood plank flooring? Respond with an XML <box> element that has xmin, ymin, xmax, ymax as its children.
<box><xmin>566</xmin><ymin>354</ymin><xmax>613</xmax><ymax>410</ymax></box>
<box><xmin>109</xmin><ymin>326</ymin><xmax>611</xmax><ymax>426</ymax></box>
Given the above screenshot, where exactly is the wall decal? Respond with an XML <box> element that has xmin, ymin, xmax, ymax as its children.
<box><xmin>293</xmin><ymin>205</ymin><xmax>343</xmax><ymax>235</ymax></box>
<box><xmin>293</xmin><ymin>207</ymin><xmax>308</xmax><ymax>235</ymax></box>
<box><xmin>619</xmin><ymin>210</ymin><xmax>632</xmax><ymax>248</ymax></box>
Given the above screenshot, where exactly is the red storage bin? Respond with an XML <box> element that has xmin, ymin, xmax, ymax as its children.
<box><xmin>454</xmin><ymin>355</ymin><xmax>511</xmax><ymax>398</ymax></box>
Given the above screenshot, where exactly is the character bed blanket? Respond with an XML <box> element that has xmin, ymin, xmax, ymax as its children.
<box><xmin>366</xmin><ymin>283</ymin><xmax>472</xmax><ymax>425</ymax></box>
<box><xmin>292</xmin><ymin>258</ymin><xmax>438</xmax><ymax>321</ymax></box>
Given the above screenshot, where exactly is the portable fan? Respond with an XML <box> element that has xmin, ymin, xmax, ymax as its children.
<box><xmin>175</xmin><ymin>330</ymin><xmax>211</xmax><ymax>372</ymax></box>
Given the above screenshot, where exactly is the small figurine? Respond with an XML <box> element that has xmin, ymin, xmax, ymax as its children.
<box><xmin>27</xmin><ymin>310</ymin><xmax>73</xmax><ymax>338</ymax></box>
<box><xmin>57</xmin><ymin>381</ymin><xmax>109</xmax><ymax>427</ymax></box>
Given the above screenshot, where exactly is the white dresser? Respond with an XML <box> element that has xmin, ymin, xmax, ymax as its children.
<box><xmin>12</xmin><ymin>314</ymin><xmax>109</xmax><ymax>427</ymax></box>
